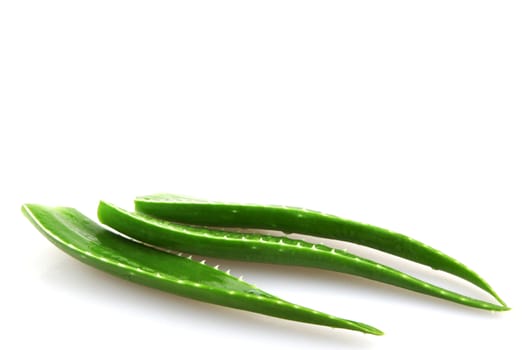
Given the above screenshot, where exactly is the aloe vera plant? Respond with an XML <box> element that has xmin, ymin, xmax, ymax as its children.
<box><xmin>135</xmin><ymin>193</ymin><xmax>506</xmax><ymax>307</ymax></box>
<box><xmin>99</xmin><ymin>200</ymin><xmax>507</xmax><ymax>311</ymax></box>
<box><xmin>22</xmin><ymin>204</ymin><xmax>383</xmax><ymax>335</ymax></box>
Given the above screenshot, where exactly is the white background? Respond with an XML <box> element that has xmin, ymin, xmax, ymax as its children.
<box><xmin>1</xmin><ymin>1</ymin><xmax>530</xmax><ymax>349</ymax></box>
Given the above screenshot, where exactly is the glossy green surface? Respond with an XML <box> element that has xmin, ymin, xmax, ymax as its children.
<box><xmin>135</xmin><ymin>193</ymin><xmax>506</xmax><ymax>307</ymax></box>
<box><xmin>22</xmin><ymin>204</ymin><xmax>383</xmax><ymax>335</ymax></box>
<box><xmin>99</xmin><ymin>201</ymin><xmax>508</xmax><ymax>311</ymax></box>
